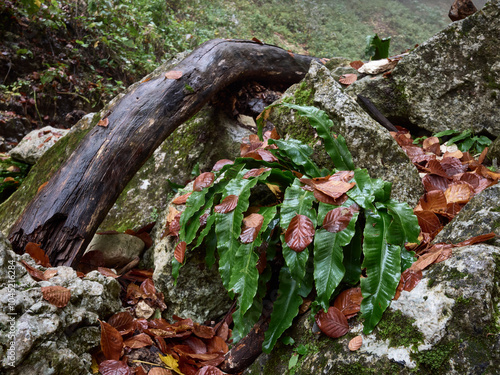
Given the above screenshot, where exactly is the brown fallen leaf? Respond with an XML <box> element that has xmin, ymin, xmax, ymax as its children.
<box><xmin>315</xmin><ymin>306</ymin><xmax>349</xmax><ymax>338</ymax></box>
<box><xmin>41</xmin><ymin>285</ymin><xmax>71</xmax><ymax>308</ymax></box>
<box><xmin>285</xmin><ymin>214</ymin><xmax>315</xmax><ymax>252</ymax></box>
<box><xmin>98</xmin><ymin>118</ymin><xmax>109</xmax><ymax>127</ymax></box>
<box><xmin>165</xmin><ymin>70</ymin><xmax>183</xmax><ymax>80</ymax></box>
<box><xmin>348</xmin><ymin>335</ymin><xmax>363</xmax><ymax>351</ymax></box>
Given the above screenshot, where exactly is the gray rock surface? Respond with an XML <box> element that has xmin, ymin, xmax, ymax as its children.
<box><xmin>350</xmin><ymin>0</ymin><xmax>500</xmax><ymax>137</ymax></box>
<box><xmin>433</xmin><ymin>183</ymin><xmax>500</xmax><ymax>246</ymax></box>
<box><xmin>245</xmin><ymin>244</ymin><xmax>500</xmax><ymax>374</ymax></box>
<box><xmin>0</xmin><ymin>232</ymin><xmax>122</xmax><ymax>375</ymax></box>
<box><xmin>10</xmin><ymin>126</ymin><xmax>70</xmax><ymax>164</ymax></box>
<box><xmin>85</xmin><ymin>233</ymin><xmax>145</xmax><ymax>268</ymax></box>
<box><xmin>270</xmin><ymin>61</ymin><xmax>424</xmax><ymax>207</ymax></box>
<box><xmin>148</xmin><ymin>186</ymin><xmax>232</xmax><ymax>322</ymax></box>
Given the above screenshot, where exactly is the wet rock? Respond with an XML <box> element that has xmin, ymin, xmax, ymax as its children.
<box><xmin>85</xmin><ymin>233</ymin><xmax>145</xmax><ymax>269</ymax></box>
<box><xmin>269</xmin><ymin>61</ymin><xmax>424</xmax><ymax>207</ymax></box>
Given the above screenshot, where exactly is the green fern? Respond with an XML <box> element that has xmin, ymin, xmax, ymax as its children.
<box><xmin>173</xmin><ymin>104</ymin><xmax>420</xmax><ymax>352</ymax></box>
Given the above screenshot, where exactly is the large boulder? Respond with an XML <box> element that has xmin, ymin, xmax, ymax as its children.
<box><xmin>245</xmin><ymin>243</ymin><xmax>500</xmax><ymax>374</ymax></box>
<box><xmin>269</xmin><ymin>61</ymin><xmax>424</xmax><ymax>207</ymax></box>
<box><xmin>350</xmin><ymin>0</ymin><xmax>500</xmax><ymax>137</ymax></box>
<box><xmin>0</xmin><ymin>233</ymin><xmax>122</xmax><ymax>375</ymax></box>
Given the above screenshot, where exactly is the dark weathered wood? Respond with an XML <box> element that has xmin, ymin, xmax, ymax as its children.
<box><xmin>220</xmin><ymin>304</ymin><xmax>272</xmax><ymax>373</ymax></box>
<box><xmin>357</xmin><ymin>94</ymin><xmax>398</xmax><ymax>132</ymax></box>
<box><xmin>9</xmin><ymin>39</ymin><xmax>320</xmax><ymax>267</ymax></box>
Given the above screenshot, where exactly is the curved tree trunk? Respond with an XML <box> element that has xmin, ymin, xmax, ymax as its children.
<box><xmin>9</xmin><ymin>39</ymin><xmax>320</xmax><ymax>267</ymax></box>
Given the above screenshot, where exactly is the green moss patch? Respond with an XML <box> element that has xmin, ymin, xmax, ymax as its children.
<box><xmin>374</xmin><ymin>309</ymin><xmax>425</xmax><ymax>348</ymax></box>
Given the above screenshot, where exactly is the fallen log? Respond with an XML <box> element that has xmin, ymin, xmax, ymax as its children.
<box><xmin>9</xmin><ymin>39</ymin><xmax>321</xmax><ymax>267</ymax></box>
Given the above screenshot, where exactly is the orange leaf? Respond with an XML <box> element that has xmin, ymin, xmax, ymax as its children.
<box><xmin>240</xmin><ymin>213</ymin><xmax>264</xmax><ymax>244</ymax></box>
<box><xmin>315</xmin><ymin>306</ymin><xmax>349</xmax><ymax>338</ymax></box>
<box><xmin>323</xmin><ymin>207</ymin><xmax>355</xmax><ymax>233</ymax></box>
<box><xmin>165</xmin><ymin>70</ymin><xmax>183</xmax><ymax>80</ymax></box>
<box><xmin>252</xmin><ymin>37</ymin><xmax>263</xmax><ymax>45</ymax></box>
<box><xmin>25</xmin><ymin>242</ymin><xmax>51</xmax><ymax>267</ymax></box>
<box><xmin>193</xmin><ymin>323</ymin><xmax>215</xmax><ymax>339</ymax></box>
<box><xmin>43</xmin><ymin>269</ymin><xmax>58</xmax><ymax>279</ymax></box>
<box><xmin>37</xmin><ymin>181</ymin><xmax>48</xmax><ymax>193</ymax></box>
<box><xmin>314</xmin><ymin>180</ymin><xmax>356</xmax><ymax>200</ymax></box>
<box><xmin>172</xmin><ymin>192</ymin><xmax>192</xmax><ymax>205</ymax></box>
<box><xmin>206</xmin><ymin>335</ymin><xmax>228</xmax><ymax>354</ymax></box>
<box><xmin>348</xmin><ymin>336</ymin><xmax>363</xmax><ymax>351</ymax></box>
<box><xmin>212</xmin><ymin>159</ymin><xmax>234</xmax><ymax>172</ymax></box>
<box><xmin>285</xmin><ymin>214</ymin><xmax>315</xmax><ymax>252</ymax></box>
<box><xmin>41</xmin><ymin>285</ymin><xmax>71</xmax><ymax>308</ymax></box>
<box><xmin>100</xmin><ymin>320</ymin><xmax>124</xmax><ymax>360</ymax></box>
<box><xmin>98</xmin><ymin>118</ymin><xmax>109</xmax><ymax>127</ymax></box>
<box><xmin>174</xmin><ymin>241</ymin><xmax>187</xmax><ymax>264</ymax></box>
<box><xmin>123</xmin><ymin>333</ymin><xmax>153</xmax><ymax>349</ymax></box>
<box><xmin>418</xmin><ymin>191</ymin><xmax>448</xmax><ymax>213</ymax></box>
<box><xmin>214</xmin><ymin>195</ymin><xmax>239</xmax><ymax>213</ymax></box>
<box><xmin>193</xmin><ymin>172</ymin><xmax>215</xmax><ymax>192</ymax></box>
<box><xmin>444</xmin><ymin>182</ymin><xmax>475</xmax><ymax>204</ymax></box>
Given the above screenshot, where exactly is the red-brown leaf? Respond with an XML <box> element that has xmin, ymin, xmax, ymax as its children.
<box><xmin>140</xmin><ymin>278</ymin><xmax>157</xmax><ymax>297</ymax></box>
<box><xmin>333</xmin><ymin>287</ymin><xmax>363</xmax><ymax>318</ymax></box>
<box><xmin>285</xmin><ymin>214</ymin><xmax>315</xmax><ymax>252</ymax></box>
<box><xmin>349</xmin><ymin>60</ymin><xmax>364</xmax><ymax>70</ymax></box>
<box><xmin>41</xmin><ymin>285</ymin><xmax>71</xmax><ymax>308</ymax></box>
<box><xmin>414</xmin><ymin>210</ymin><xmax>442</xmax><ymax>236</ymax></box>
<box><xmin>243</xmin><ymin>168</ymin><xmax>271</xmax><ymax>179</ymax></box>
<box><xmin>313</xmin><ymin>189</ymin><xmax>348</xmax><ymax>205</ymax></box>
<box><xmin>422</xmin><ymin>174</ymin><xmax>450</xmax><ymax>192</ymax></box>
<box><xmin>98</xmin><ymin>267</ymin><xmax>119</xmax><ymax>278</ymax></box>
<box><xmin>444</xmin><ymin>182</ymin><xmax>475</xmax><ymax>204</ymax></box>
<box><xmin>100</xmin><ymin>320</ymin><xmax>124</xmax><ymax>360</ymax></box>
<box><xmin>193</xmin><ymin>172</ymin><xmax>215</xmax><ymax>192</ymax></box>
<box><xmin>240</xmin><ymin>213</ymin><xmax>264</xmax><ymax>243</ymax></box>
<box><xmin>165</xmin><ymin>71</ymin><xmax>183</xmax><ymax>80</ymax></box>
<box><xmin>148</xmin><ymin>368</ymin><xmax>172</xmax><ymax>375</ymax></box>
<box><xmin>20</xmin><ymin>260</ymin><xmax>46</xmax><ymax>281</ymax></box>
<box><xmin>214</xmin><ymin>195</ymin><xmax>238</xmax><ymax>213</ymax></box>
<box><xmin>323</xmin><ymin>207</ymin><xmax>355</xmax><ymax>233</ymax></box>
<box><xmin>418</xmin><ymin>190</ymin><xmax>448</xmax><ymax>213</ymax></box>
<box><xmin>193</xmin><ymin>323</ymin><xmax>215</xmax><ymax>339</ymax></box>
<box><xmin>174</xmin><ymin>241</ymin><xmax>187</xmax><ymax>264</ymax></box>
<box><xmin>98</xmin><ymin>118</ymin><xmax>109</xmax><ymax>128</ymax></box>
<box><xmin>99</xmin><ymin>360</ymin><xmax>131</xmax><ymax>375</ymax></box>
<box><xmin>422</xmin><ymin>137</ymin><xmax>441</xmax><ymax>156</ymax></box>
<box><xmin>43</xmin><ymin>269</ymin><xmax>58</xmax><ymax>280</ymax></box>
<box><xmin>212</xmin><ymin>159</ymin><xmax>234</xmax><ymax>172</ymax></box>
<box><xmin>77</xmin><ymin>250</ymin><xmax>105</xmax><ymax>273</ymax></box>
<box><xmin>206</xmin><ymin>335</ymin><xmax>228</xmax><ymax>354</ymax></box>
<box><xmin>108</xmin><ymin>311</ymin><xmax>135</xmax><ymax>334</ymax></box>
<box><xmin>440</xmin><ymin>157</ymin><xmax>467</xmax><ymax>176</ymax></box>
<box><xmin>196</xmin><ymin>365</ymin><xmax>226</xmax><ymax>375</ymax></box>
<box><xmin>124</xmin><ymin>333</ymin><xmax>153</xmax><ymax>349</ymax></box>
<box><xmin>315</xmin><ymin>306</ymin><xmax>349</xmax><ymax>338</ymax></box>
<box><xmin>172</xmin><ymin>192</ymin><xmax>192</xmax><ymax>205</ymax></box>
<box><xmin>243</xmin><ymin>149</ymin><xmax>278</xmax><ymax>163</ymax></box>
<box><xmin>25</xmin><ymin>242</ymin><xmax>51</xmax><ymax>267</ymax></box>
<box><xmin>394</xmin><ymin>268</ymin><xmax>422</xmax><ymax>300</ymax></box>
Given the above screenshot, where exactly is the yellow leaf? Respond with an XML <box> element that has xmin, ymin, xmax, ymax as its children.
<box><xmin>158</xmin><ymin>354</ymin><xmax>183</xmax><ymax>375</ymax></box>
<box><xmin>91</xmin><ymin>357</ymin><xmax>99</xmax><ymax>374</ymax></box>
<box><xmin>94</xmin><ymin>40</ymin><xmax>100</xmax><ymax>48</ymax></box>
<box><xmin>266</xmin><ymin>183</ymin><xmax>281</xmax><ymax>197</ymax></box>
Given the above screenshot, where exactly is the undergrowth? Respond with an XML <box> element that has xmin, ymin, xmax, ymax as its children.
<box><xmin>173</xmin><ymin>103</ymin><xmax>420</xmax><ymax>352</ymax></box>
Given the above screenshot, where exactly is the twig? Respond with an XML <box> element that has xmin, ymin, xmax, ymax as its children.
<box><xmin>357</xmin><ymin>94</ymin><xmax>398</xmax><ymax>132</ymax></box>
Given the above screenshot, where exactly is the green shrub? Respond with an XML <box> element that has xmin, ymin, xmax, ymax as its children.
<box><xmin>173</xmin><ymin>104</ymin><xmax>420</xmax><ymax>352</ymax></box>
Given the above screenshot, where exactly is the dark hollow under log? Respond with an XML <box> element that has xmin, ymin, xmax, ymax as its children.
<box><xmin>9</xmin><ymin>39</ymin><xmax>321</xmax><ymax>267</ymax></box>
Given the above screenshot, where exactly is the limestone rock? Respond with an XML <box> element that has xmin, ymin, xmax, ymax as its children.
<box><xmin>0</xmin><ymin>233</ymin><xmax>122</xmax><ymax>375</ymax></box>
<box><xmin>85</xmin><ymin>233</ymin><xmax>145</xmax><ymax>268</ymax></box>
<box><xmin>245</xmin><ymin>244</ymin><xmax>500</xmax><ymax>374</ymax></box>
<box><xmin>351</xmin><ymin>0</ymin><xmax>500</xmax><ymax>137</ymax></box>
<box><xmin>10</xmin><ymin>126</ymin><xmax>70</xmax><ymax>165</ymax></box>
<box><xmin>269</xmin><ymin>61</ymin><xmax>424</xmax><ymax>207</ymax></box>
<box><xmin>148</xmin><ymin>186</ymin><xmax>232</xmax><ymax>322</ymax></box>
<box><xmin>433</xmin><ymin>183</ymin><xmax>500</xmax><ymax>246</ymax></box>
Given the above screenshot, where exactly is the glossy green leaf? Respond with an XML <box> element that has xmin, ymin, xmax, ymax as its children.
<box><xmin>400</xmin><ymin>248</ymin><xmax>417</xmax><ymax>273</ymax></box>
<box><xmin>270</xmin><ymin>138</ymin><xmax>322</xmax><ymax>178</ymax></box>
<box><xmin>216</xmin><ymin>169</ymin><xmax>271</xmax><ymax>289</ymax></box>
<box><xmin>280</xmin><ymin>103</ymin><xmax>354</xmax><ymax>170</ymax></box>
<box><xmin>263</xmin><ymin>267</ymin><xmax>303</xmax><ymax>353</ymax></box>
<box><xmin>360</xmin><ymin>209</ymin><xmax>401</xmax><ymax>334</ymax></box>
<box><xmin>346</xmin><ymin>169</ymin><xmax>376</xmax><ymax>210</ymax></box>
<box><xmin>282</xmin><ymin>244</ymin><xmax>309</xmax><ymax>281</ymax></box>
<box><xmin>382</xmin><ymin>199</ymin><xmax>420</xmax><ymax>245</ymax></box>
<box><xmin>314</xmin><ymin>211</ymin><xmax>358</xmax><ymax>310</ymax></box>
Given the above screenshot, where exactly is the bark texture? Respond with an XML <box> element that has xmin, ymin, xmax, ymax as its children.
<box><xmin>9</xmin><ymin>39</ymin><xmax>320</xmax><ymax>267</ymax></box>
